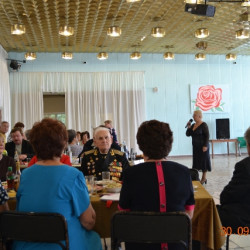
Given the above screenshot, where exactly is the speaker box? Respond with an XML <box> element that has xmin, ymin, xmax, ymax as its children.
<box><xmin>216</xmin><ymin>119</ymin><xmax>230</xmax><ymax>139</ymax></box>
<box><xmin>185</xmin><ymin>4</ymin><xmax>216</xmax><ymax>17</ymax></box>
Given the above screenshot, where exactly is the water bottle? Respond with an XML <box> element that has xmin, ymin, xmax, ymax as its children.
<box><xmin>6</xmin><ymin>166</ymin><xmax>15</xmax><ymax>190</ymax></box>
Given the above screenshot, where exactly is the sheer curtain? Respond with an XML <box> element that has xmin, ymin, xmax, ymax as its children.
<box><xmin>10</xmin><ymin>71</ymin><xmax>145</xmax><ymax>151</ymax></box>
<box><xmin>64</xmin><ymin>72</ymin><xmax>145</xmax><ymax>151</ymax></box>
<box><xmin>9</xmin><ymin>72</ymin><xmax>44</xmax><ymax>129</ymax></box>
<box><xmin>0</xmin><ymin>45</ymin><xmax>11</xmax><ymax>123</ymax></box>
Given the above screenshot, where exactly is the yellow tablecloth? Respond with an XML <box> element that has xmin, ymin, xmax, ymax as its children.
<box><xmin>192</xmin><ymin>181</ymin><xmax>225</xmax><ymax>250</ymax></box>
<box><xmin>8</xmin><ymin>181</ymin><xmax>225</xmax><ymax>249</ymax></box>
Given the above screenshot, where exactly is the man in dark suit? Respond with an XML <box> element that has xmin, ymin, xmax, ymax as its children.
<box><xmin>217</xmin><ymin>127</ymin><xmax>250</xmax><ymax>231</ymax></box>
<box><xmin>5</xmin><ymin>127</ymin><xmax>34</xmax><ymax>161</ymax></box>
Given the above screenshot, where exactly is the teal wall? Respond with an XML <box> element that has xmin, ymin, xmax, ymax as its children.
<box><xmin>8</xmin><ymin>52</ymin><xmax>250</xmax><ymax>156</ymax></box>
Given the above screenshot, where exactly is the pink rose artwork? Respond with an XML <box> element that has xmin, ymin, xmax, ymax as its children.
<box><xmin>195</xmin><ymin>85</ymin><xmax>223</xmax><ymax>111</ymax></box>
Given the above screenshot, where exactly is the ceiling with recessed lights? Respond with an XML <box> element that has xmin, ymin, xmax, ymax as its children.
<box><xmin>1</xmin><ymin>0</ymin><xmax>250</xmax><ymax>55</ymax></box>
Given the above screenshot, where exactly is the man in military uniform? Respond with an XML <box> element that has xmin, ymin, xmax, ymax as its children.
<box><xmin>81</xmin><ymin>127</ymin><xmax>129</xmax><ymax>181</ymax></box>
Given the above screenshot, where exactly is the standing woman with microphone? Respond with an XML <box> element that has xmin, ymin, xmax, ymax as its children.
<box><xmin>186</xmin><ymin>110</ymin><xmax>211</xmax><ymax>184</ymax></box>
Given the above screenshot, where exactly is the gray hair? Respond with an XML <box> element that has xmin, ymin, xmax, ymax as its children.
<box><xmin>244</xmin><ymin>127</ymin><xmax>250</xmax><ymax>145</ymax></box>
<box><xmin>93</xmin><ymin>127</ymin><xmax>110</xmax><ymax>138</ymax></box>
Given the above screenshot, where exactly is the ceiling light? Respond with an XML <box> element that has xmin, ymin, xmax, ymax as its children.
<box><xmin>59</xmin><ymin>26</ymin><xmax>74</xmax><ymax>36</ymax></box>
<box><xmin>195</xmin><ymin>53</ymin><xmax>206</xmax><ymax>60</ymax></box>
<box><xmin>195</xmin><ymin>28</ymin><xmax>209</xmax><ymax>38</ymax></box>
<box><xmin>235</xmin><ymin>29</ymin><xmax>249</xmax><ymax>39</ymax></box>
<box><xmin>241</xmin><ymin>0</ymin><xmax>250</xmax><ymax>6</ymax></box>
<box><xmin>97</xmin><ymin>52</ymin><xmax>108</xmax><ymax>60</ymax></box>
<box><xmin>11</xmin><ymin>24</ymin><xmax>26</xmax><ymax>35</ymax></box>
<box><xmin>107</xmin><ymin>26</ymin><xmax>121</xmax><ymax>37</ymax></box>
<box><xmin>151</xmin><ymin>27</ymin><xmax>166</xmax><ymax>38</ymax></box>
<box><xmin>130</xmin><ymin>52</ymin><xmax>141</xmax><ymax>60</ymax></box>
<box><xmin>196</xmin><ymin>41</ymin><xmax>208</xmax><ymax>50</ymax></box>
<box><xmin>163</xmin><ymin>52</ymin><xmax>175</xmax><ymax>60</ymax></box>
<box><xmin>62</xmin><ymin>52</ymin><xmax>73</xmax><ymax>60</ymax></box>
<box><xmin>226</xmin><ymin>53</ymin><xmax>237</xmax><ymax>61</ymax></box>
<box><xmin>126</xmin><ymin>0</ymin><xmax>141</xmax><ymax>2</ymax></box>
<box><xmin>185</xmin><ymin>0</ymin><xmax>203</xmax><ymax>3</ymax></box>
<box><xmin>25</xmin><ymin>52</ymin><xmax>36</xmax><ymax>60</ymax></box>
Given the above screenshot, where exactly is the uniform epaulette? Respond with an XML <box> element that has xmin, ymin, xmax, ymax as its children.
<box><xmin>84</xmin><ymin>149</ymin><xmax>95</xmax><ymax>155</ymax></box>
<box><xmin>112</xmin><ymin>149</ymin><xmax>124</xmax><ymax>156</ymax></box>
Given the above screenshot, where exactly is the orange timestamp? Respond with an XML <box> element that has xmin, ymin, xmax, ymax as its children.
<box><xmin>221</xmin><ymin>226</ymin><xmax>250</xmax><ymax>236</ymax></box>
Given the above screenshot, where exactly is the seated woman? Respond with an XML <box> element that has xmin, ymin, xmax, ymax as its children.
<box><xmin>0</xmin><ymin>134</ymin><xmax>15</xmax><ymax>181</ymax></box>
<box><xmin>14</xmin><ymin>118</ymin><xmax>102</xmax><ymax>250</ymax></box>
<box><xmin>119</xmin><ymin>120</ymin><xmax>195</xmax><ymax>250</ymax></box>
<box><xmin>218</xmin><ymin>127</ymin><xmax>250</xmax><ymax>232</ymax></box>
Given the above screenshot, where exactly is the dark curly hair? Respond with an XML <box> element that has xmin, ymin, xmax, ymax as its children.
<box><xmin>30</xmin><ymin>118</ymin><xmax>68</xmax><ymax>160</ymax></box>
<box><xmin>136</xmin><ymin>120</ymin><xmax>173</xmax><ymax>159</ymax></box>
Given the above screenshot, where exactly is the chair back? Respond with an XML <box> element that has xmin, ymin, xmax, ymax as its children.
<box><xmin>0</xmin><ymin>211</ymin><xmax>69</xmax><ymax>250</ymax></box>
<box><xmin>111</xmin><ymin>211</ymin><xmax>192</xmax><ymax>250</ymax></box>
<box><xmin>189</xmin><ymin>168</ymin><xmax>200</xmax><ymax>181</ymax></box>
<box><xmin>238</xmin><ymin>137</ymin><xmax>247</xmax><ymax>148</ymax></box>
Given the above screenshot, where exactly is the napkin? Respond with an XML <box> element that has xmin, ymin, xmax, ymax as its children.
<box><xmin>100</xmin><ymin>193</ymin><xmax>120</xmax><ymax>201</ymax></box>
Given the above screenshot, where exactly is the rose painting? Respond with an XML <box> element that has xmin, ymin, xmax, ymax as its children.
<box><xmin>190</xmin><ymin>85</ymin><xmax>230</xmax><ymax>113</ymax></box>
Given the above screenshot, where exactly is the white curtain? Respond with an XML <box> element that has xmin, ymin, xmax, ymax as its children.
<box><xmin>0</xmin><ymin>45</ymin><xmax>11</xmax><ymax>123</ymax></box>
<box><xmin>10</xmin><ymin>71</ymin><xmax>145</xmax><ymax>151</ymax></box>
<box><xmin>9</xmin><ymin>72</ymin><xmax>44</xmax><ymax>129</ymax></box>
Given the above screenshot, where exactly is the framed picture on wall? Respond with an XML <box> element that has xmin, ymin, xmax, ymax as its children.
<box><xmin>190</xmin><ymin>84</ymin><xmax>230</xmax><ymax>113</ymax></box>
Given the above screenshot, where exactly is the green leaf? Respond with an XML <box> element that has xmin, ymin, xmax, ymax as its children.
<box><xmin>220</xmin><ymin>102</ymin><xmax>225</xmax><ymax>106</ymax></box>
<box><xmin>192</xmin><ymin>100</ymin><xmax>196</xmax><ymax>103</ymax></box>
<box><xmin>195</xmin><ymin>106</ymin><xmax>200</xmax><ymax>111</ymax></box>
<box><xmin>215</xmin><ymin>106</ymin><xmax>224</xmax><ymax>111</ymax></box>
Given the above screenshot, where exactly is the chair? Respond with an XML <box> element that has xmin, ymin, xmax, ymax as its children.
<box><xmin>0</xmin><ymin>211</ymin><xmax>69</xmax><ymax>250</ymax></box>
<box><xmin>237</xmin><ymin>137</ymin><xmax>247</xmax><ymax>156</ymax></box>
<box><xmin>189</xmin><ymin>168</ymin><xmax>200</xmax><ymax>181</ymax></box>
<box><xmin>111</xmin><ymin>211</ymin><xmax>192</xmax><ymax>250</ymax></box>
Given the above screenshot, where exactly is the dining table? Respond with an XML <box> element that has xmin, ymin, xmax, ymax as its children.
<box><xmin>7</xmin><ymin>180</ymin><xmax>225</xmax><ymax>250</ymax></box>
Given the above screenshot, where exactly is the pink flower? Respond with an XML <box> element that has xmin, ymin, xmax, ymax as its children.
<box><xmin>195</xmin><ymin>85</ymin><xmax>222</xmax><ymax>111</ymax></box>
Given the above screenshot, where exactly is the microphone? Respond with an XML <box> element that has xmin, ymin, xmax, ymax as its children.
<box><xmin>185</xmin><ymin>119</ymin><xmax>193</xmax><ymax>128</ymax></box>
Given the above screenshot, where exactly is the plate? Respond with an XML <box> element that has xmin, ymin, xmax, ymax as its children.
<box><xmin>106</xmin><ymin>187</ymin><xmax>121</xmax><ymax>193</ymax></box>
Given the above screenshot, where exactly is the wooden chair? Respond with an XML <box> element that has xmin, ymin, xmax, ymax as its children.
<box><xmin>0</xmin><ymin>211</ymin><xmax>69</xmax><ymax>250</ymax></box>
<box><xmin>111</xmin><ymin>211</ymin><xmax>192</xmax><ymax>250</ymax></box>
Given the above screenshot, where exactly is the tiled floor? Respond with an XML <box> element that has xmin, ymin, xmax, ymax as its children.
<box><xmin>102</xmin><ymin>154</ymin><xmax>250</xmax><ymax>250</ymax></box>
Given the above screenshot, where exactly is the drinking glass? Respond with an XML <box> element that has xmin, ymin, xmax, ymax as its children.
<box><xmin>86</xmin><ymin>175</ymin><xmax>95</xmax><ymax>194</ymax></box>
<box><xmin>102</xmin><ymin>171</ymin><xmax>110</xmax><ymax>184</ymax></box>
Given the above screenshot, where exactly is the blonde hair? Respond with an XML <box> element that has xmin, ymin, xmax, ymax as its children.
<box><xmin>0</xmin><ymin>133</ymin><xmax>4</xmax><ymax>139</ymax></box>
<box><xmin>194</xmin><ymin>110</ymin><xmax>203</xmax><ymax>118</ymax></box>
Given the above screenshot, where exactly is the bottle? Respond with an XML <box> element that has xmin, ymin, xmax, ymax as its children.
<box><xmin>67</xmin><ymin>145</ymin><xmax>72</xmax><ymax>163</ymax></box>
<box><xmin>14</xmin><ymin>161</ymin><xmax>21</xmax><ymax>191</ymax></box>
<box><xmin>14</xmin><ymin>150</ymin><xmax>19</xmax><ymax>162</ymax></box>
<box><xmin>15</xmin><ymin>161</ymin><xmax>21</xmax><ymax>182</ymax></box>
<box><xmin>6</xmin><ymin>166</ymin><xmax>15</xmax><ymax>190</ymax></box>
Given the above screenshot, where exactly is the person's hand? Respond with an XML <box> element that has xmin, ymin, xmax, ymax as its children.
<box><xmin>202</xmin><ymin>146</ymin><xmax>207</xmax><ymax>152</ymax></box>
<box><xmin>19</xmin><ymin>154</ymin><xmax>27</xmax><ymax>160</ymax></box>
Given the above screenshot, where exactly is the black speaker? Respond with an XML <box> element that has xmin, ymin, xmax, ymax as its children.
<box><xmin>185</xmin><ymin>4</ymin><xmax>216</xmax><ymax>17</ymax></box>
<box><xmin>216</xmin><ymin>119</ymin><xmax>230</xmax><ymax>139</ymax></box>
